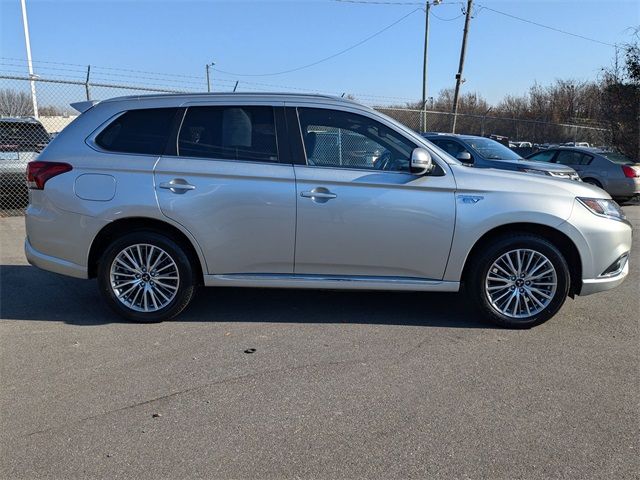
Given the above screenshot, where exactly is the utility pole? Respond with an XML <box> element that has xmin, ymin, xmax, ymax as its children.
<box><xmin>20</xmin><ymin>0</ymin><xmax>38</xmax><ymax>118</ymax></box>
<box><xmin>421</xmin><ymin>0</ymin><xmax>440</xmax><ymax>133</ymax></box>
<box><xmin>451</xmin><ymin>0</ymin><xmax>473</xmax><ymax>133</ymax></box>
<box><xmin>206</xmin><ymin>62</ymin><xmax>215</xmax><ymax>92</ymax></box>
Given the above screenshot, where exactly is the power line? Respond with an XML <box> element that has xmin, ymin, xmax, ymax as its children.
<box><xmin>213</xmin><ymin>7</ymin><xmax>421</xmax><ymax>77</ymax></box>
<box><xmin>476</xmin><ymin>4</ymin><xmax>617</xmax><ymax>48</ymax></box>
<box><xmin>329</xmin><ymin>1</ymin><xmax>618</xmax><ymax>47</ymax></box>
<box><xmin>431</xmin><ymin>11</ymin><xmax>464</xmax><ymax>21</ymax></box>
<box><xmin>331</xmin><ymin>0</ymin><xmax>422</xmax><ymax>5</ymax></box>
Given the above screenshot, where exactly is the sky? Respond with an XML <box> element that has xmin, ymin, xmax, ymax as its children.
<box><xmin>0</xmin><ymin>0</ymin><xmax>638</xmax><ymax>106</ymax></box>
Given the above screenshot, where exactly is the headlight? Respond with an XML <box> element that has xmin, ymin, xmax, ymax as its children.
<box><xmin>577</xmin><ymin>197</ymin><xmax>626</xmax><ymax>221</ymax></box>
<box><xmin>520</xmin><ymin>168</ymin><xmax>549</xmax><ymax>176</ymax></box>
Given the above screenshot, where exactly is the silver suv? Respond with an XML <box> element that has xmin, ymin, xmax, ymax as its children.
<box><xmin>25</xmin><ymin>94</ymin><xmax>632</xmax><ymax>328</ymax></box>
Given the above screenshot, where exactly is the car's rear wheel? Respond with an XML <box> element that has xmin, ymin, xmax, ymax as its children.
<box><xmin>467</xmin><ymin>234</ymin><xmax>570</xmax><ymax>328</ymax></box>
<box><xmin>97</xmin><ymin>232</ymin><xmax>196</xmax><ymax>322</ymax></box>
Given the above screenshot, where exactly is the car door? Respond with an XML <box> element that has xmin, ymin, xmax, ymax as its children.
<box><xmin>290</xmin><ymin>105</ymin><xmax>456</xmax><ymax>280</ymax></box>
<box><xmin>555</xmin><ymin>150</ymin><xmax>593</xmax><ymax>178</ymax></box>
<box><xmin>555</xmin><ymin>150</ymin><xmax>588</xmax><ymax>176</ymax></box>
<box><xmin>154</xmin><ymin>103</ymin><xmax>296</xmax><ymax>274</ymax></box>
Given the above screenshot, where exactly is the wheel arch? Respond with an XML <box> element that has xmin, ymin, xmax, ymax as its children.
<box><xmin>87</xmin><ymin>217</ymin><xmax>205</xmax><ymax>283</ymax></box>
<box><xmin>461</xmin><ymin>223</ymin><xmax>582</xmax><ymax>297</ymax></box>
<box><xmin>582</xmin><ymin>177</ymin><xmax>603</xmax><ymax>188</ymax></box>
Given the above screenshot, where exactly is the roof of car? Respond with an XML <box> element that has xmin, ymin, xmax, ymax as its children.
<box><xmin>423</xmin><ymin>133</ymin><xmax>486</xmax><ymax>141</ymax></box>
<box><xmin>0</xmin><ymin>116</ymin><xmax>43</xmax><ymax>124</ymax></box>
<box><xmin>547</xmin><ymin>146</ymin><xmax>607</xmax><ymax>154</ymax></box>
<box><xmin>101</xmin><ymin>92</ymin><xmax>362</xmax><ymax>105</ymax></box>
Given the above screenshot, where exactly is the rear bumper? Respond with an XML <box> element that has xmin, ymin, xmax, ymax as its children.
<box><xmin>25</xmin><ymin>237</ymin><xmax>88</xmax><ymax>279</ymax></box>
<box><xmin>606</xmin><ymin>177</ymin><xmax>640</xmax><ymax>197</ymax></box>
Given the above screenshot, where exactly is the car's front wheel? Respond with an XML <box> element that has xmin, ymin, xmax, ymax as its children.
<box><xmin>467</xmin><ymin>234</ymin><xmax>570</xmax><ymax>328</ymax></box>
<box><xmin>97</xmin><ymin>232</ymin><xmax>197</xmax><ymax>322</ymax></box>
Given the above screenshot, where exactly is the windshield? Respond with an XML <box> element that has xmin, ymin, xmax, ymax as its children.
<box><xmin>464</xmin><ymin>137</ymin><xmax>522</xmax><ymax>160</ymax></box>
<box><xmin>602</xmin><ymin>152</ymin><xmax>636</xmax><ymax>165</ymax></box>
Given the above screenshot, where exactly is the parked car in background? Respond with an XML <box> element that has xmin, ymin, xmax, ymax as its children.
<box><xmin>25</xmin><ymin>93</ymin><xmax>631</xmax><ymax>328</ymax></box>
<box><xmin>510</xmin><ymin>141</ymin><xmax>532</xmax><ymax>148</ymax></box>
<box><xmin>526</xmin><ymin>147</ymin><xmax>640</xmax><ymax>202</ymax></box>
<box><xmin>562</xmin><ymin>142</ymin><xmax>591</xmax><ymax>148</ymax></box>
<box><xmin>423</xmin><ymin>133</ymin><xmax>580</xmax><ymax>181</ymax></box>
<box><xmin>0</xmin><ymin>117</ymin><xmax>50</xmax><ymax>206</ymax></box>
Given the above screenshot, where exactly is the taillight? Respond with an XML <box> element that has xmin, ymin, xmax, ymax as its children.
<box><xmin>621</xmin><ymin>165</ymin><xmax>639</xmax><ymax>178</ymax></box>
<box><xmin>26</xmin><ymin>161</ymin><xmax>72</xmax><ymax>190</ymax></box>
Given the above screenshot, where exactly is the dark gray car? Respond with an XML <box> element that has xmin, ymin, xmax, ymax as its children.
<box><xmin>526</xmin><ymin>147</ymin><xmax>640</xmax><ymax>202</ymax></box>
<box><xmin>0</xmin><ymin>117</ymin><xmax>50</xmax><ymax>207</ymax></box>
<box><xmin>423</xmin><ymin>133</ymin><xmax>580</xmax><ymax>181</ymax></box>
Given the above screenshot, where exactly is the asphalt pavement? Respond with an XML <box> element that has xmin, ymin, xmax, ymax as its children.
<box><xmin>1</xmin><ymin>206</ymin><xmax>638</xmax><ymax>479</ymax></box>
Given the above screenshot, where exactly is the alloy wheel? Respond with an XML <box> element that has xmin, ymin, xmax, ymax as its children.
<box><xmin>485</xmin><ymin>248</ymin><xmax>558</xmax><ymax>319</ymax></box>
<box><xmin>109</xmin><ymin>243</ymin><xmax>180</xmax><ymax>312</ymax></box>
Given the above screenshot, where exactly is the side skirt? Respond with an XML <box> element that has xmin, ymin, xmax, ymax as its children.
<box><xmin>203</xmin><ymin>273</ymin><xmax>460</xmax><ymax>292</ymax></box>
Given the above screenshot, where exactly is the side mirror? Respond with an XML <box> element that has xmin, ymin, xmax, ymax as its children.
<box><xmin>410</xmin><ymin>148</ymin><xmax>434</xmax><ymax>175</ymax></box>
<box><xmin>456</xmin><ymin>151</ymin><xmax>473</xmax><ymax>163</ymax></box>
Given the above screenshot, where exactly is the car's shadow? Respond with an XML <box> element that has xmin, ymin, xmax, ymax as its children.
<box><xmin>0</xmin><ymin>264</ymin><xmax>494</xmax><ymax>329</ymax></box>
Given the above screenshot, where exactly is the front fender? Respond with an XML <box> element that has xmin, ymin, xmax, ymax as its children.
<box><xmin>443</xmin><ymin>191</ymin><xmax>574</xmax><ymax>282</ymax></box>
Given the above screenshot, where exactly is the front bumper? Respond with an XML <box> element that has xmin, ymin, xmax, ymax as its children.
<box><xmin>580</xmin><ymin>256</ymin><xmax>629</xmax><ymax>295</ymax></box>
<box><xmin>557</xmin><ymin>199</ymin><xmax>632</xmax><ymax>296</ymax></box>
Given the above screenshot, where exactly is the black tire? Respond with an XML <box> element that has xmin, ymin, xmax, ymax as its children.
<box><xmin>583</xmin><ymin>178</ymin><xmax>603</xmax><ymax>189</ymax></box>
<box><xmin>466</xmin><ymin>234</ymin><xmax>570</xmax><ymax>329</ymax></box>
<box><xmin>97</xmin><ymin>231</ymin><xmax>197</xmax><ymax>322</ymax></box>
<box><xmin>614</xmin><ymin>197</ymin><xmax>632</xmax><ymax>205</ymax></box>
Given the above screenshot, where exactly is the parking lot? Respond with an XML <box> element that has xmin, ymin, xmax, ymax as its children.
<box><xmin>0</xmin><ymin>206</ymin><xmax>638</xmax><ymax>479</ymax></box>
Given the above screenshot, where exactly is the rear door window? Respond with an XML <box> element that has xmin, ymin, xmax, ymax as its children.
<box><xmin>556</xmin><ymin>150</ymin><xmax>587</xmax><ymax>166</ymax></box>
<box><xmin>527</xmin><ymin>150</ymin><xmax>556</xmax><ymax>163</ymax></box>
<box><xmin>96</xmin><ymin>108</ymin><xmax>178</xmax><ymax>155</ymax></box>
<box><xmin>177</xmin><ymin>106</ymin><xmax>278</xmax><ymax>162</ymax></box>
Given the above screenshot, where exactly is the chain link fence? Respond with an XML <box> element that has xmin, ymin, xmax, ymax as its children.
<box><xmin>1</xmin><ymin>74</ymin><xmax>612</xmax><ymax>217</ymax></box>
<box><xmin>376</xmin><ymin>107</ymin><xmax>612</xmax><ymax>148</ymax></box>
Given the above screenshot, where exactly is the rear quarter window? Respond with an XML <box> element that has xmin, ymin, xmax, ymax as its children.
<box><xmin>95</xmin><ymin>108</ymin><xmax>178</xmax><ymax>155</ymax></box>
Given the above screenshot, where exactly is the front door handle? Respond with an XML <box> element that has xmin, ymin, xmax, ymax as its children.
<box><xmin>159</xmin><ymin>179</ymin><xmax>196</xmax><ymax>194</ymax></box>
<box><xmin>300</xmin><ymin>187</ymin><xmax>337</xmax><ymax>203</ymax></box>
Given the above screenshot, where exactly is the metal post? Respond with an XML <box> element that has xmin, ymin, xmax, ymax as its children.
<box><xmin>206</xmin><ymin>64</ymin><xmax>211</xmax><ymax>92</ymax></box>
<box><xmin>233</xmin><ymin>81</ymin><xmax>239</xmax><ymax>92</ymax></box>
<box><xmin>338</xmin><ymin>128</ymin><xmax>343</xmax><ymax>166</ymax></box>
<box><xmin>421</xmin><ymin>1</ymin><xmax>430</xmax><ymax>133</ymax></box>
<box><xmin>20</xmin><ymin>0</ymin><xmax>38</xmax><ymax>118</ymax></box>
<box><xmin>451</xmin><ymin>0</ymin><xmax>473</xmax><ymax>133</ymax></box>
<box><xmin>85</xmin><ymin>65</ymin><xmax>91</xmax><ymax>100</ymax></box>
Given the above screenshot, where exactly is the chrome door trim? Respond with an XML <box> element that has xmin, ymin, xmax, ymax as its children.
<box><xmin>203</xmin><ymin>273</ymin><xmax>460</xmax><ymax>292</ymax></box>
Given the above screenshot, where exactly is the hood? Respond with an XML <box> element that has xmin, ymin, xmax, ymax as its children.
<box><xmin>450</xmin><ymin>163</ymin><xmax>608</xmax><ymax>199</ymax></box>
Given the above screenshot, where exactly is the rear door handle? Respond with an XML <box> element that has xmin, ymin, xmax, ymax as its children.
<box><xmin>159</xmin><ymin>179</ymin><xmax>196</xmax><ymax>194</ymax></box>
<box><xmin>300</xmin><ymin>187</ymin><xmax>337</xmax><ymax>203</ymax></box>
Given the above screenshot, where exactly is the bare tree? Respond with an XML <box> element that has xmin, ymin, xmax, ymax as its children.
<box><xmin>600</xmin><ymin>38</ymin><xmax>640</xmax><ymax>158</ymax></box>
<box><xmin>0</xmin><ymin>89</ymin><xmax>34</xmax><ymax>117</ymax></box>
